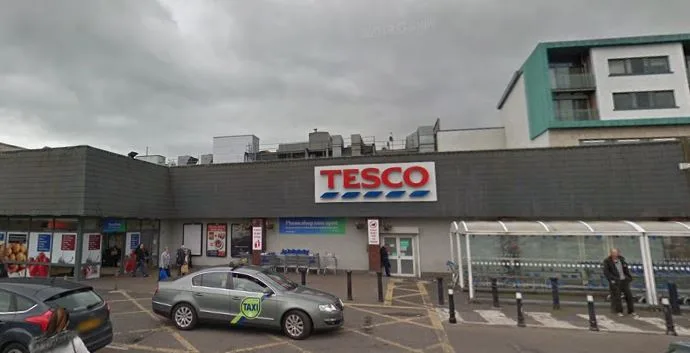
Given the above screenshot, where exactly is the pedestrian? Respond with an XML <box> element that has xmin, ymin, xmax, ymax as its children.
<box><xmin>133</xmin><ymin>244</ymin><xmax>149</xmax><ymax>277</ymax></box>
<box><xmin>380</xmin><ymin>245</ymin><xmax>391</xmax><ymax>277</ymax></box>
<box><xmin>160</xmin><ymin>247</ymin><xmax>171</xmax><ymax>279</ymax></box>
<box><xmin>28</xmin><ymin>307</ymin><xmax>90</xmax><ymax>353</ymax></box>
<box><xmin>176</xmin><ymin>244</ymin><xmax>191</xmax><ymax>277</ymax></box>
<box><xmin>602</xmin><ymin>248</ymin><xmax>638</xmax><ymax>317</ymax></box>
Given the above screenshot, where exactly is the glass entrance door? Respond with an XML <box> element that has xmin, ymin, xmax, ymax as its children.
<box><xmin>382</xmin><ymin>236</ymin><xmax>416</xmax><ymax>277</ymax></box>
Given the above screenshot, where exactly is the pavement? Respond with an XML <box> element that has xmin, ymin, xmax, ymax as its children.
<box><xmin>86</xmin><ymin>271</ymin><xmax>689</xmax><ymax>353</ymax></box>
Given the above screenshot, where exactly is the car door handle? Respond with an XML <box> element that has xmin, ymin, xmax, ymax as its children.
<box><xmin>232</xmin><ymin>296</ymin><xmax>241</xmax><ymax>300</ymax></box>
<box><xmin>193</xmin><ymin>293</ymin><xmax>204</xmax><ymax>297</ymax></box>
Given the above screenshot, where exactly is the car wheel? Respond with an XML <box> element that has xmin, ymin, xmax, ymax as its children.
<box><xmin>282</xmin><ymin>310</ymin><xmax>312</xmax><ymax>340</ymax></box>
<box><xmin>172</xmin><ymin>303</ymin><xmax>198</xmax><ymax>330</ymax></box>
<box><xmin>2</xmin><ymin>343</ymin><xmax>28</xmax><ymax>353</ymax></box>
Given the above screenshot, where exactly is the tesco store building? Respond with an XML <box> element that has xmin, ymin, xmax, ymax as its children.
<box><xmin>1</xmin><ymin>141</ymin><xmax>689</xmax><ymax>283</ymax></box>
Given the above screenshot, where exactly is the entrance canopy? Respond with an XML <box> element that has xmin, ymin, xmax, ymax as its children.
<box><xmin>451</xmin><ymin>220</ymin><xmax>690</xmax><ymax>236</ymax></box>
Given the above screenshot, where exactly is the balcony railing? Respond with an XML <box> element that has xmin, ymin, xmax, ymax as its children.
<box><xmin>550</xmin><ymin>72</ymin><xmax>596</xmax><ymax>91</ymax></box>
<box><xmin>554</xmin><ymin>108</ymin><xmax>599</xmax><ymax>121</ymax></box>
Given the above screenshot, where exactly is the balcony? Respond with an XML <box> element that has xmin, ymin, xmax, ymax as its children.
<box><xmin>554</xmin><ymin>108</ymin><xmax>599</xmax><ymax>122</ymax></box>
<box><xmin>551</xmin><ymin>72</ymin><xmax>596</xmax><ymax>92</ymax></box>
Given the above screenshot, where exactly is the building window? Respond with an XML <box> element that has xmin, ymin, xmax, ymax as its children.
<box><xmin>608</xmin><ymin>56</ymin><xmax>671</xmax><ymax>76</ymax></box>
<box><xmin>612</xmin><ymin>90</ymin><xmax>676</xmax><ymax>110</ymax></box>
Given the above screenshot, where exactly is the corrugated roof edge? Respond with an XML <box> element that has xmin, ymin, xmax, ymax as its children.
<box><xmin>0</xmin><ymin>145</ymin><xmax>170</xmax><ymax>169</ymax></box>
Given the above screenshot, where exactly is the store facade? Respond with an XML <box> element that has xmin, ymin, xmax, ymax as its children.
<box><xmin>1</xmin><ymin>140</ymin><xmax>690</xmax><ymax>280</ymax></box>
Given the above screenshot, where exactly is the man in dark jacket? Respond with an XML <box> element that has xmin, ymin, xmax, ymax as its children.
<box><xmin>602</xmin><ymin>248</ymin><xmax>637</xmax><ymax>317</ymax></box>
<box><xmin>133</xmin><ymin>244</ymin><xmax>149</xmax><ymax>277</ymax></box>
<box><xmin>380</xmin><ymin>245</ymin><xmax>391</xmax><ymax>277</ymax></box>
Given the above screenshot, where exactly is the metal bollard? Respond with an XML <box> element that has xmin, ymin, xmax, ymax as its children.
<box><xmin>550</xmin><ymin>277</ymin><xmax>560</xmax><ymax>310</ymax></box>
<box><xmin>662</xmin><ymin>297</ymin><xmax>678</xmax><ymax>336</ymax></box>
<box><xmin>491</xmin><ymin>278</ymin><xmax>500</xmax><ymax>308</ymax></box>
<box><xmin>516</xmin><ymin>292</ymin><xmax>526</xmax><ymax>327</ymax></box>
<box><xmin>587</xmin><ymin>295</ymin><xmax>599</xmax><ymax>332</ymax></box>
<box><xmin>668</xmin><ymin>282</ymin><xmax>682</xmax><ymax>316</ymax></box>
<box><xmin>448</xmin><ymin>288</ymin><xmax>457</xmax><ymax>324</ymax></box>
<box><xmin>347</xmin><ymin>270</ymin><xmax>353</xmax><ymax>301</ymax></box>
<box><xmin>299</xmin><ymin>267</ymin><xmax>307</xmax><ymax>286</ymax></box>
<box><xmin>377</xmin><ymin>272</ymin><xmax>384</xmax><ymax>303</ymax></box>
<box><xmin>437</xmin><ymin>277</ymin><xmax>445</xmax><ymax>306</ymax></box>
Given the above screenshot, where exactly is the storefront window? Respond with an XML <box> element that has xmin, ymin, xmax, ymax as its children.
<box><xmin>8</xmin><ymin>217</ymin><xmax>30</xmax><ymax>232</ymax></box>
<box><xmin>53</xmin><ymin>219</ymin><xmax>78</xmax><ymax>232</ymax></box>
<box><xmin>83</xmin><ymin>218</ymin><xmax>100</xmax><ymax>232</ymax></box>
<box><xmin>126</xmin><ymin>219</ymin><xmax>141</xmax><ymax>232</ymax></box>
<box><xmin>230</xmin><ymin>224</ymin><xmax>251</xmax><ymax>258</ymax></box>
<box><xmin>30</xmin><ymin>218</ymin><xmax>54</xmax><ymax>232</ymax></box>
<box><xmin>0</xmin><ymin>217</ymin><xmax>9</xmax><ymax>232</ymax></box>
<box><xmin>142</xmin><ymin>219</ymin><xmax>158</xmax><ymax>230</ymax></box>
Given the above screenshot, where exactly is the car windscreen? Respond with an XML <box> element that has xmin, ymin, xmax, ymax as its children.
<box><xmin>44</xmin><ymin>288</ymin><xmax>103</xmax><ymax>312</ymax></box>
<box><xmin>261</xmin><ymin>270</ymin><xmax>298</xmax><ymax>290</ymax></box>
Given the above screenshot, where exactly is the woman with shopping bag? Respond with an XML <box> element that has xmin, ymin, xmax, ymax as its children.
<box><xmin>159</xmin><ymin>247</ymin><xmax>171</xmax><ymax>280</ymax></box>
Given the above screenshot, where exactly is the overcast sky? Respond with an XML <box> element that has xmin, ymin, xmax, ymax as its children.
<box><xmin>1</xmin><ymin>0</ymin><xmax>690</xmax><ymax>158</ymax></box>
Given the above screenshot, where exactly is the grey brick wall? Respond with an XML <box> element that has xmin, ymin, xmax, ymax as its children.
<box><xmin>83</xmin><ymin>147</ymin><xmax>174</xmax><ymax>218</ymax></box>
<box><xmin>170</xmin><ymin>142</ymin><xmax>690</xmax><ymax>220</ymax></box>
<box><xmin>0</xmin><ymin>147</ymin><xmax>86</xmax><ymax>216</ymax></box>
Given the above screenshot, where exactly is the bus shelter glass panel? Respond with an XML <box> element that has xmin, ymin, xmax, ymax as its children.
<box><xmin>468</xmin><ymin>233</ymin><xmax>628</xmax><ymax>293</ymax></box>
<box><xmin>648</xmin><ymin>235</ymin><xmax>690</xmax><ymax>299</ymax></box>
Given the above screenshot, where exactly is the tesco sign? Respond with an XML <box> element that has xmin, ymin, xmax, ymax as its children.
<box><xmin>314</xmin><ymin>162</ymin><xmax>437</xmax><ymax>203</ymax></box>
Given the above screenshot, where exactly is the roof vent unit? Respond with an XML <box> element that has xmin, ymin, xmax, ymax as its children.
<box><xmin>200</xmin><ymin>154</ymin><xmax>213</xmax><ymax>165</ymax></box>
<box><xmin>177</xmin><ymin>155</ymin><xmax>198</xmax><ymax>166</ymax></box>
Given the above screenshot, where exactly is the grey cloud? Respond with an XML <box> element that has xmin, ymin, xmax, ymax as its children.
<box><xmin>1</xmin><ymin>0</ymin><xmax>690</xmax><ymax>158</ymax></box>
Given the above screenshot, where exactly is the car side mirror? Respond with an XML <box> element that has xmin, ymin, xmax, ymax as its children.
<box><xmin>263</xmin><ymin>288</ymin><xmax>274</xmax><ymax>296</ymax></box>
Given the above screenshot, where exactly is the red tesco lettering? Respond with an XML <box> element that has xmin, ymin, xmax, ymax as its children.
<box><xmin>320</xmin><ymin>166</ymin><xmax>429</xmax><ymax>189</ymax></box>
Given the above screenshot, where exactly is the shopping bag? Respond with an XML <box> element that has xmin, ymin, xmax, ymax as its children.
<box><xmin>181</xmin><ymin>264</ymin><xmax>189</xmax><ymax>275</ymax></box>
<box><xmin>159</xmin><ymin>268</ymin><xmax>169</xmax><ymax>281</ymax></box>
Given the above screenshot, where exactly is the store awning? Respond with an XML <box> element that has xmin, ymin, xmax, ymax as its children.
<box><xmin>450</xmin><ymin>220</ymin><xmax>690</xmax><ymax>236</ymax></box>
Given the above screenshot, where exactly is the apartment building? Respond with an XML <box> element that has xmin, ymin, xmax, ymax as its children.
<box><xmin>492</xmin><ymin>33</ymin><xmax>690</xmax><ymax>149</ymax></box>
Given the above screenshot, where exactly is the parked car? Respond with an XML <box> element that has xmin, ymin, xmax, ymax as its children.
<box><xmin>667</xmin><ymin>342</ymin><xmax>690</xmax><ymax>353</ymax></box>
<box><xmin>152</xmin><ymin>264</ymin><xmax>344</xmax><ymax>340</ymax></box>
<box><xmin>0</xmin><ymin>278</ymin><xmax>113</xmax><ymax>353</ymax></box>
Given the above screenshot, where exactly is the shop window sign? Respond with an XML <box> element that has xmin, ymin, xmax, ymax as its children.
<box><xmin>279</xmin><ymin>218</ymin><xmax>346</xmax><ymax>235</ymax></box>
<box><xmin>102</xmin><ymin>219</ymin><xmax>126</xmax><ymax>233</ymax></box>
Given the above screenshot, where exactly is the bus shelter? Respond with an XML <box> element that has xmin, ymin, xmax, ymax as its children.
<box><xmin>448</xmin><ymin>220</ymin><xmax>690</xmax><ymax>306</ymax></box>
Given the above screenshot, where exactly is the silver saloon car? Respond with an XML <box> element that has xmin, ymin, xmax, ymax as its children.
<box><xmin>152</xmin><ymin>264</ymin><xmax>344</xmax><ymax>340</ymax></box>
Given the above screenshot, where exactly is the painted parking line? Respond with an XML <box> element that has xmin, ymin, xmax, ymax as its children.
<box><xmin>634</xmin><ymin>316</ymin><xmax>690</xmax><ymax>336</ymax></box>
<box><xmin>474</xmin><ymin>310</ymin><xmax>517</xmax><ymax>326</ymax></box>
<box><xmin>226</xmin><ymin>341</ymin><xmax>288</xmax><ymax>353</ymax></box>
<box><xmin>418</xmin><ymin>282</ymin><xmax>456</xmax><ymax>353</ymax></box>
<box><xmin>526</xmin><ymin>312</ymin><xmax>579</xmax><ymax>329</ymax></box>
<box><xmin>384</xmin><ymin>279</ymin><xmax>398</xmax><ymax>306</ymax></box>
<box><xmin>111</xmin><ymin>310</ymin><xmax>150</xmax><ymax>316</ymax></box>
<box><xmin>576</xmin><ymin>314</ymin><xmax>642</xmax><ymax>332</ymax></box>
<box><xmin>108</xmin><ymin>298</ymin><xmax>151</xmax><ymax>303</ymax></box>
<box><xmin>114</xmin><ymin>290</ymin><xmax>200</xmax><ymax>353</ymax></box>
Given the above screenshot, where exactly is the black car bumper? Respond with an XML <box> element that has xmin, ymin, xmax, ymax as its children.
<box><xmin>82</xmin><ymin>320</ymin><xmax>113</xmax><ymax>352</ymax></box>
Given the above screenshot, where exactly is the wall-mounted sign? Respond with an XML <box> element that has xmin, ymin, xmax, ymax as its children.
<box><xmin>279</xmin><ymin>217</ymin><xmax>346</xmax><ymax>235</ymax></box>
<box><xmin>367</xmin><ymin>219</ymin><xmax>380</xmax><ymax>245</ymax></box>
<box><xmin>206</xmin><ymin>224</ymin><xmax>228</xmax><ymax>257</ymax></box>
<box><xmin>82</xmin><ymin>233</ymin><xmax>102</xmax><ymax>279</ymax></box>
<box><xmin>102</xmin><ymin>219</ymin><xmax>126</xmax><ymax>233</ymax></box>
<box><xmin>314</xmin><ymin>162</ymin><xmax>437</xmax><ymax>203</ymax></box>
<box><xmin>252</xmin><ymin>227</ymin><xmax>263</xmax><ymax>251</ymax></box>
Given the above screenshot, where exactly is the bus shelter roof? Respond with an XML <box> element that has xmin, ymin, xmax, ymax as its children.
<box><xmin>451</xmin><ymin>220</ymin><xmax>690</xmax><ymax>236</ymax></box>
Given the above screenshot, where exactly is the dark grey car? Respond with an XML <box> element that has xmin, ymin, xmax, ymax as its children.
<box><xmin>152</xmin><ymin>264</ymin><xmax>344</xmax><ymax>340</ymax></box>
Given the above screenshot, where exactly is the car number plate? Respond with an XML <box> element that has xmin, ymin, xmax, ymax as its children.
<box><xmin>78</xmin><ymin>318</ymin><xmax>102</xmax><ymax>333</ymax></box>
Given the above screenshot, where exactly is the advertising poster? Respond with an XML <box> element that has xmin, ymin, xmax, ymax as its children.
<box><xmin>3</xmin><ymin>233</ymin><xmax>28</xmax><ymax>277</ymax></box>
<box><xmin>0</xmin><ymin>231</ymin><xmax>5</xmax><ymax>246</ymax></box>
<box><xmin>230</xmin><ymin>225</ymin><xmax>251</xmax><ymax>258</ymax></box>
<box><xmin>206</xmin><ymin>224</ymin><xmax>227</xmax><ymax>257</ymax></box>
<box><xmin>28</xmin><ymin>233</ymin><xmax>52</xmax><ymax>277</ymax></box>
<box><xmin>82</xmin><ymin>233</ymin><xmax>102</xmax><ymax>279</ymax></box>
<box><xmin>51</xmin><ymin>233</ymin><xmax>76</xmax><ymax>265</ymax></box>
<box><xmin>279</xmin><ymin>217</ymin><xmax>347</xmax><ymax>235</ymax></box>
